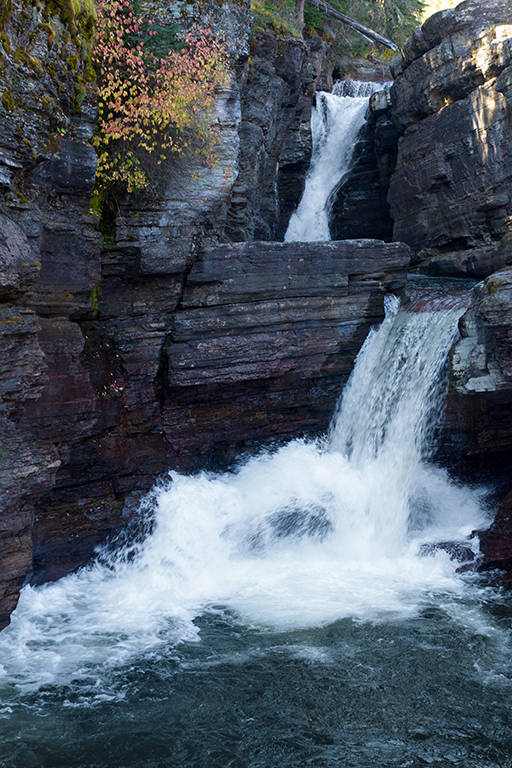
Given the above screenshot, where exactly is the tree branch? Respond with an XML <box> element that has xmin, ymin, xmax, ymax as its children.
<box><xmin>305</xmin><ymin>0</ymin><xmax>399</xmax><ymax>52</ymax></box>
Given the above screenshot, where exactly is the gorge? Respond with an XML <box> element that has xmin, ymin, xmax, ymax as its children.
<box><xmin>2</xmin><ymin>0</ymin><xmax>512</xmax><ymax>764</ymax></box>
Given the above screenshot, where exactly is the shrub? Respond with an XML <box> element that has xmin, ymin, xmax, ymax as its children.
<box><xmin>92</xmin><ymin>0</ymin><xmax>228</xmax><ymax>194</ymax></box>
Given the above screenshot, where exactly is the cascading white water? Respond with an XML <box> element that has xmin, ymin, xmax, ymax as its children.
<box><xmin>328</xmin><ymin>296</ymin><xmax>469</xmax><ymax>556</ymax></box>
<box><xmin>284</xmin><ymin>81</ymin><xmax>385</xmax><ymax>243</ymax></box>
<box><xmin>0</xmin><ymin>300</ymin><xmax>490</xmax><ymax>693</ymax></box>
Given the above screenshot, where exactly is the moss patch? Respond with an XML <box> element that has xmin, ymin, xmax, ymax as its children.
<box><xmin>14</xmin><ymin>46</ymin><xmax>43</xmax><ymax>74</ymax></box>
<box><xmin>1</xmin><ymin>87</ymin><xmax>15</xmax><ymax>111</ymax></box>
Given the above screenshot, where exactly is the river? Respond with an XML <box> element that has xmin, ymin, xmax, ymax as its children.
<box><xmin>1</xmin><ymin>286</ymin><xmax>511</xmax><ymax>766</ymax></box>
<box><xmin>1</xmin><ymin>85</ymin><xmax>511</xmax><ymax>768</ymax></box>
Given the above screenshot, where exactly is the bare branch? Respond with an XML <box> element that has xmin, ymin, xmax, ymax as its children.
<box><xmin>305</xmin><ymin>0</ymin><xmax>399</xmax><ymax>52</ymax></box>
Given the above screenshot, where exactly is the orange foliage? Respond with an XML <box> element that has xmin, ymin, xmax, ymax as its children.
<box><xmin>92</xmin><ymin>0</ymin><xmax>228</xmax><ymax>193</ymax></box>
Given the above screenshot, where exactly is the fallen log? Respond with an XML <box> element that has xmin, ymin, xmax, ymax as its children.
<box><xmin>305</xmin><ymin>0</ymin><xmax>400</xmax><ymax>52</ymax></box>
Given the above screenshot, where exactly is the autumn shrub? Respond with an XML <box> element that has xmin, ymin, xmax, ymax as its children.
<box><xmin>92</xmin><ymin>0</ymin><xmax>228</xmax><ymax>195</ymax></box>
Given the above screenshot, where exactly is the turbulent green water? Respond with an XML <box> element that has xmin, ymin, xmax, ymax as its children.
<box><xmin>2</xmin><ymin>598</ymin><xmax>512</xmax><ymax>768</ymax></box>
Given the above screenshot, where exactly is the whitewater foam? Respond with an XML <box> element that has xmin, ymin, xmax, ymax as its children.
<box><xmin>0</xmin><ymin>302</ymin><xmax>493</xmax><ymax>693</ymax></box>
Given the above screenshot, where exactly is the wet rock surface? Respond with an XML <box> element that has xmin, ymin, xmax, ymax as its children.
<box><xmin>441</xmin><ymin>267</ymin><xmax>512</xmax><ymax>461</ymax></box>
<box><xmin>331</xmin><ymin>91</ymin><xmax>398</xmax><ymax>243</ymax></box>
<box><xmin>479</xmin><ymin>490</ymin><xmax>512</xmax><ymax>577</ymax></box>
<box><xmin>162</xmin><ymin>240</ymin><xmax>410</xmax><ymax>469</ymax></box>
<box><xmin>387</xmin><ymin>2</ymin><xmax>512</xmax><ymax>575</ymax></box>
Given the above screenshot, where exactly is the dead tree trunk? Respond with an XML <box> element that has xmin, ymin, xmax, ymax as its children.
<box><xmin>296</xmin><ymin>0</ymin><xmax>306</xmax><ymax>31</ymax></box>
<box><xmin>305</xmin><ymin>0</ymin><xmax>399</xmax><ymax>52</ymax></box>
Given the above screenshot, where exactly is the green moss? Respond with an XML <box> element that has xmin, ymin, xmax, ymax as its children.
<box><xmin>0</xmin><ymin>32</ymin><xmax>10</xmax><ymax>52</ymax></box>
<box><xmin>91</xmin><ymin>283</ymin><xmax>101</xmax><ymax>310</ymax></box>
<box><xmin>1</xmin><ymin>87</ymin><xmax>15</xmax><ymax>111</ymax></box>
<box><xmin>44</xmin><ymin>0</ymin><xmax>97</xmax><ymax>41</ymax></box>
<box><xmin>65</xmin><ymin>51</ymin><xmax>79</xmax><ymax>70</ymax></box>
<box><xmin>83</xmin><ymin>63</ymin><xmax>96</xmax><ymax>81</ymax></box>
<box><xmin>47</xmin><ymin>62</ymin><xmax>56</xmax><ymax>76</ymax></box>
<box><xmin>250</xmin><ymin>1</ymin><xmax>301</xmax><ymax>37</ymax></box>
<box><xmin>74</xmin><ymin>79</ymin><xmax>86</xmax><ymax>103</ymax></box>
<box><xmin>38</xmin><ymin>21</ymin><xmax>56</xmax><ymax>42</ymax></box>
<box><xmin>14</xmin><ymin>46</ymin><xmax>43</xmax><ymax>74</ymax></box>
<box><xmin>0</xmin><ymin>0</ymin><xmax>12</xmax><ymax>33</ymax></box>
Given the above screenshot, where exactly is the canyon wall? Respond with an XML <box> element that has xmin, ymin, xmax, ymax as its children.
<box><xmin>0</xmin><ymin>0</ymin><xmax>410</xmax><ymax>627</ymax></box>
<box><xmin>0</xmin><ymin>0</ymin><xmax>99</xmax><ymax>627</ymax></box>
<box><xmin>387</xmin><ymin>0</ymin><xmax>512</xmax><ymax>575</ymax></box>
<box><xmin>387</xmin><ymin>0</ymin><xmax>512</xmax><ymax>456</ymax></box>
<box><xmin>388</xmin><ymin>0</ymin><xmax>512</xmax><ymax>279</ymax></box>
<box><xmin>5</xmin><ymin>0</ymin><xmax>512</xmax><ymax>617</ymax></box>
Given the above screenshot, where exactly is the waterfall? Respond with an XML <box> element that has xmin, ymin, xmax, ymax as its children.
<box><xmin>284</xmin><ymin>80</ymin><xmax>386</xmax><ymax>243</ymax></box>
<box><xmin>0</xmin><ymin>299</ymin><xmax>490</xmax><ymax>691</ymax></box>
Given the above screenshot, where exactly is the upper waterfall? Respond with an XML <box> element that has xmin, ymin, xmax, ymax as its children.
<box><xmin>284</xmin><ymin>81</ymin><xmax>387</xmax><ymax>243</ymax></box>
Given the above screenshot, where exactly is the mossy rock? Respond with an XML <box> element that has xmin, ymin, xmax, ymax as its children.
<box><xmin>0</xmin><ymin>0</ymin><xmax>12</xmax><ymax>33</ymax></box>
<box><xmin>44</xmin><ymin>0</ymin><xmax>97</xmax><ymax>40</ymax></box>
<box><xmin>0</xmin><ymin>32</ymin><xmax>10</xmax><ymax>52</ymax></box>
<box><xmin>1</xmin><ymin>87</ymin><xmax>15</xmax><ymax>111</ymax></box>
<box><xmin>14</xmin><ymin>46</ymin><xmax>43</xmax><ymax>74</ymax></box>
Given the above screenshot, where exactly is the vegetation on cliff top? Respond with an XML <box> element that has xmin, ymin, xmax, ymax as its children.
<box><xmin>86</xmin><ymin>0</ymin><xmax>456</xmax><ymax>195</ymax></box>
<box><xmin>252</xmin><ymin>0</ymin><xmax>456</xmax><ymax>56</ymax></box>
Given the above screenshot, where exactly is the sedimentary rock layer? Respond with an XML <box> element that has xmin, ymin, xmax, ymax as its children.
<box><xmin>162</xmin><ymin>240</ymin><xmax>410</xmax><ymax>468</ymax></box>
<box><xmin>442</xmin><ymin>267</ymin><xmax>512</xmax><ymax>458</ymax></box>
<box><xmin>388</xmin><ymin>0</ymin><xmax>512</xmax><ymax>277</ymax></box>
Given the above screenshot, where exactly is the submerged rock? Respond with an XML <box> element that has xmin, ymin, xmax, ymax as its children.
<box><xmin>418</xmin><ymin>541</ymin><xmax>476</xmax><ymax>563</ymax></box>
<box><xmin>479</xmin><ymin>490</ymin><xmax>512</xmax><ymax>575</ymax></box>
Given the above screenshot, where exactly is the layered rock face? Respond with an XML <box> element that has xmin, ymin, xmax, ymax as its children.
<box><xmin>272</xmin><ymin>38</ymin><xmax>335</xmax><ymax>242</ymax></box>
<box><xmin>440</xmin><ymin>268</ymin><xmax>512</xmax><ymax>458</ymax></box>
<box><xmin>331</xmin><ymin>89</ymin><xmax>398</xmax><ymax>244</ymax></box>
<box><xmin>162</xmin><ymin>240</ymin><xmax>410</xmax><ymax>469</ymax></box>
<box><xmin>479</xmin><ymin>489</ymin><xmax>512</xmax><ymax>579</ymax></box>
<box><xmin>388</xmin><ymin>0</ymin><xmax>512</xmax><ymax>277</ymax></box>
<box><xmin>385</xmin><ymin>1</ymin><xmax>512</xmax><ymax>576</ymax></box>
<box><xmin>0</xmin><ymin>0</ymin><xmax>412</xmax><ymax>628</ymax></box>
<box><xmin>225</xmin><ymin>31</ymin><xmax>310</xmax><ymax>241</ymax></box>
<box><xmin>0</xmin><ymin>0</ymin><xmax>99</xmax><ymax>626</ymax></box>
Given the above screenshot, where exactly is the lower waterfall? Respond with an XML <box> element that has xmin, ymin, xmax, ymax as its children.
<box><xmin>1</xmin><ymin>294</ymin><xmax>512</xmax><ymax>766</ymax></box>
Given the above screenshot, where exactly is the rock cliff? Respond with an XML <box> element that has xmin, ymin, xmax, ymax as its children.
<box><xmin>383</xmin><ymin>0</ymin><xmax>512</xmax><ymax>576</ymax></box>
<box><xmin>388</xmin><ymin>0</ymin><xmax>512</xmax><ymax>278</ymax></box>
<box><xmin>0</xmin><ymin>0</ymin><xmax>99</xmax><ymax>627</ymax></box>
<box><xmin>331</xmin><ymin>88</ymin><xmax>398</xmax><ymax>244</ymax></box>
<box><xmin>0</xmin><ymin>0</ymin><xmax>411</xmax><ymax>628</ymax></box>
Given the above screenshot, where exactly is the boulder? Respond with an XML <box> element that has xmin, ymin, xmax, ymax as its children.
<box><xmin>479</xmin><ymin>489</ymin><xmax>512</xmax><ymax>577</ymax></box>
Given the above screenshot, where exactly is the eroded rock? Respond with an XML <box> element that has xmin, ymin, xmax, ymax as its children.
<box><xmin>162</xmin><ymin>239</ymin><xmax>410</xmax><ymax>468</ymax></box>
<box><xmin>388</xmin><ymin>0</ymin><xmax>512</xmax><ymax>278</ymax></box>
